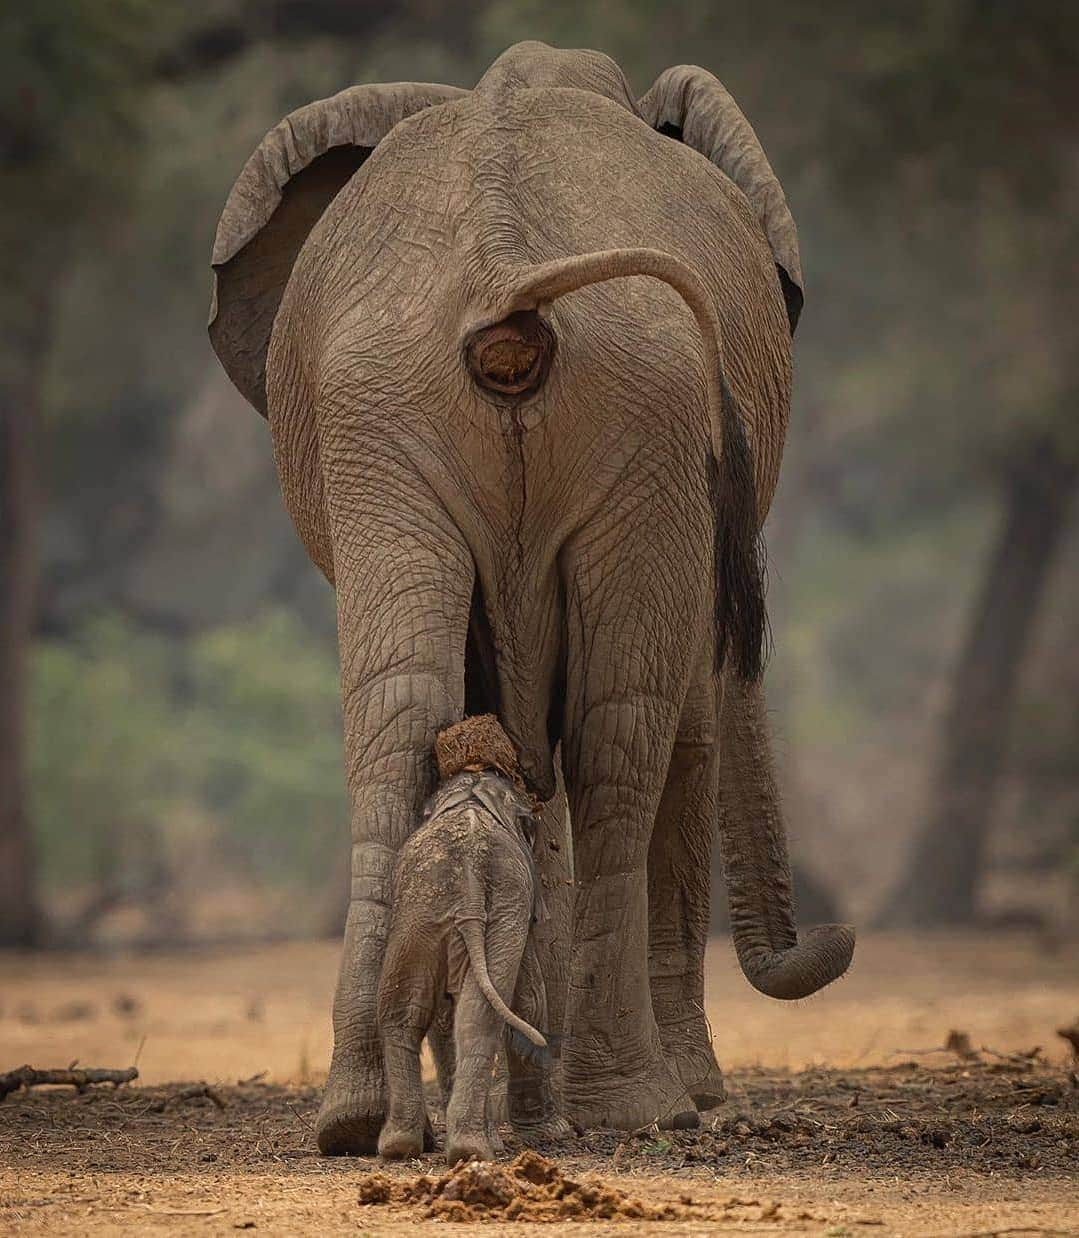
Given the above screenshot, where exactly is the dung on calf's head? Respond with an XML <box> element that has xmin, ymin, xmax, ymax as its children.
<box><xmin>436</xmin><ymin>715</ymin><xmax>527</xmax><ymax>792</ymax></box>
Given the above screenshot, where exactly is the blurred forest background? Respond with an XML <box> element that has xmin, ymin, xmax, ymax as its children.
<box><xmin>2</xmin><ymin>1</ymin><xmax>1076</xmax><ymax>949</ymax></box>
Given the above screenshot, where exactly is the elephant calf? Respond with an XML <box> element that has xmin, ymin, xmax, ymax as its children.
<box><xmin>377</xmin><ymin>717</ymin><xmax>569</xmax><ymax>1164</ymax></box>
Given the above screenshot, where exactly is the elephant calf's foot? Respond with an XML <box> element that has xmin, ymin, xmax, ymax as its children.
<box><xmin>656</xmin><ymin>1010</ymin><xmax>726</xmax><ymax>1110</ymax></box>
<box><xmin>564</xmin><ymin>1051</ymin><xmax>698</xmax><ymax>1132</ymax></box>
<box><xmin>316</xmin><ymin>1052</ymin><xmax>386</xmax><ymax>1156</ymax></box>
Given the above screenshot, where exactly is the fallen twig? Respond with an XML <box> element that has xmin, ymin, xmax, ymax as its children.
<box><xmin>0</xmin><ymin>1065</ymin><xmax>138</xmax><ymax>1102</ymax></box>
<box><xmin>891</xmin><ymin>1029</ymin><xmax>981</xmax><ymax>1062</ymax></box>
<box><xmin>138</xmin><ymin>1206</ymin><xmax>227</xmax><ymax>1218</ymax></box>
<box><xmin>980</xmin><ymin>1044</ymin><xmax>1042</xmax><ymax>1067</ymax></box>
<box><xmin>285</xmin><ymin>1099</ymin><xmax>313</xmax><ymax>1131</ymax></box>
<box><xmin>168</xmin><ymin>1083</ymin><xmax>226</xmax><ymax>1109</ymax></box>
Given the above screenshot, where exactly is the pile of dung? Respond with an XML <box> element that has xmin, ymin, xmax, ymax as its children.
<box><xmin>357</xmin><ymin>1150</ymin><xmax>698</xmax><ymax>1223</ymax></box>
<box><xmin>436</xmin><ymin>714</ymin><xmax>527</xmax><ymax>795</ymax></box>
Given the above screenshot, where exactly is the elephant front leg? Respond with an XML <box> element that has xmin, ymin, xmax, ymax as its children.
<box><xmin>315</xmin><ymin>505</ymin><xmax>472</xmax><ymax>1156</ymax></box>
<box><xmin>647</xmin><ymin>641</ymin><xmax>726</xmax><ymax>1109</ymax></box>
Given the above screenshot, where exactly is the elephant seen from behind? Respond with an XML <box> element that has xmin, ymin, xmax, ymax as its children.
<box><xmin>209</xmin><ymin>39</ymin><xmax>854</xmax><ymax>1155</ymax></box>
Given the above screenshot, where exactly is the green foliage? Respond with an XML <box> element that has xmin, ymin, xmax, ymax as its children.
<box><xmin>0</xmin><ymin>0</ymin><xmax>171</xmax><ymax>239</ymax></box>
<box><xmin>1</xmin><ymin>1</ymin><xmax>156</xmax><ymax>156</ymax></box>
<box><xmin>31</xmin><ymin>616</ymin><xmax>181</xmax><ymax>889</ymax></box>
<box><xmin>30</xmin><ymin>612</ymin><xmax>346</xmax><ymax>897</ymax></box>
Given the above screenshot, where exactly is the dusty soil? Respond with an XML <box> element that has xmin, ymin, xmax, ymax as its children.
<box><xmin>1</xmin><ymin>932</ymin><xmax>1076</xmax><ymax>1235</ymax></box>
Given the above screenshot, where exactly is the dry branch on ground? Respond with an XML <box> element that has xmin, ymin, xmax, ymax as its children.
<box><xmin>0</xmin><ymin>1064</ymin><xmax>138</xmax><ymax>1101</ymax></box>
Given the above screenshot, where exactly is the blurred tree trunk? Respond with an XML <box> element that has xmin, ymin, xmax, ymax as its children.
<box><xmin>0</xmin><ymin>281</ymin><xmax>51</xmax><ymax>947</ymax></box>
<box><xmin>880</xmin><ymin>434</ymin><xmax>1076</xmax><ymax>927</ymax></box>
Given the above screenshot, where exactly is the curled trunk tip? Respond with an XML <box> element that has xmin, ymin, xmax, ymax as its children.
<box><xmin>735</xmin><ymin>922</ymin><xmax>855</xmax><ymax>1001</ymax></box>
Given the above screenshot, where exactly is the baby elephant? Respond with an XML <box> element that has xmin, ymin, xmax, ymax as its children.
<box><xmin>377</xmin><ymin>717</ymin><xmax>569</xmax><ymax>1164</ymax></box>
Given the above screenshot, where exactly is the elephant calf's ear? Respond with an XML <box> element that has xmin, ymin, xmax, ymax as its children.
<box><xmin>639</xmin><ymin>66</ymin><xmax>804</xmax><ymax>334</ymax></box>
<box><xmin>209</xmin><ymin>82</ymin><xmax>467</xmax><ymax>416</ymax></box>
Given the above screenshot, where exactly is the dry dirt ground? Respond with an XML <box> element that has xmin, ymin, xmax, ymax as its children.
<box><xmin>1</xmin><ymin>932</ymin><xmax>1076</xmax><ymax>1235</ymax></box>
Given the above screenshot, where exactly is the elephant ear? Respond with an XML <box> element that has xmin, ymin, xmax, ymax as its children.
<box><xmin>209</xmin><ymin>82</ymin><xmax>467</xmax><ymax>416</ymax></box>
<box><xmin>638</xmin><ymin>66</ymin><xmax>804</xmax><ymax>333</ymax></box>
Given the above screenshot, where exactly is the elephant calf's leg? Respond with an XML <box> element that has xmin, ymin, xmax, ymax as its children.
<box><xmin>648</xmin><ymin>657</ymin><xmax>726</xmax><ymax>1109</ymax></box>
<box><xmin>507</xmin><ymin>939</ymin><xmax>573</xmax><ymax>1145</ymax></box>
<box><xmin>378</xmin><ymin>1024</ymin><xmax>430</xmax><ymax>1159</ymax></box>
<box><xmin>445</xmin><ymin>974</ymin><xmax>507</xmax><ymax>1164</ymax></box>
<box><xmin>428</xmin><ymin>994</ymin><xmax>456</xmax><ymax>1111</ymax></box>
<box><xmin>378</xmin><ymin>947</ymin><xmax>437</xmax><ymax>1160</ymax></box>
<box><xmin>445</xmin><ymin>913</ymin><xmax>530</xmax><ymax>1163</ymax></box>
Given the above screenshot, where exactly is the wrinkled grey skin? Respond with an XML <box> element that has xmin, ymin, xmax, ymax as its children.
<box><xmin>209</xmin><ymin>40</ymin><xmax>855</xmax><ymax>1155</ymax></box>
<box><xmin>378</xmin><ymin>771</ymin><xmax>570</xmax><ymax>1164</ymax></box>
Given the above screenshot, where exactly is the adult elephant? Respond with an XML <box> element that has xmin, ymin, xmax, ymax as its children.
<box><xmin>209</xmin><ymin>40</ymin><xmax>854</xmax><ymax>1154</ymax></box>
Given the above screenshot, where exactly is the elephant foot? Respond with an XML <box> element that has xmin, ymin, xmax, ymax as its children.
<box><xmin>445</xmin><ymin>1128</ymin><xmax>498</xmax><ymax>1165</ymax></box>
<box><xmin>378</xmin><ymin>1123</ymin><xmax>423</xmax><ymax>1160</ymax></box>
<box><xmin>655</xmin><ymin>1010</ymin><xmax>726</xmax><ymax>1110</ymax></box>
<box><xmin>564</xmin><ymin>1052</ymin><xmax>698</xmax><ymax>1131</ymax></box>
<box><xmin>316</xmin><ymin>1051</ymin><xmax>386</xmax><ymax>1156</ymax></box>
<box><xmin>512</xmin><ymin>1113</ymin><xmax>576</xmax><ymax>1147</ymax></box>
<box><xmin>377</xmin><ymin>1113</ymin><xmax>437</xmax><ymax>1160</ymax></box>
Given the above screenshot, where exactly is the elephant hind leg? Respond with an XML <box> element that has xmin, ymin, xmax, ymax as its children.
<box><xmin>314</xmin><ymin>501</ymin><xmax>471</xmax><ymax>1156</ymax></box>
<box><xmin>561</xmin><ymin>692</ymin><xmax>700</xmax><ymax>1132</ymax></box>
<box><xmin>378</xmin><ymin>945</ymin><xmax>438</xmax><ymax>1160</ymax></box>
<box><xmin>427</xmin><ymin>993</ymin><xmax>455</xmax><ymax>1111</ymax></box>
<box><xmin>445</xmin><ymin>974</ymin><xmax>507</xmax><ymax>1164</ymax></box>
<box><xmin>378</xmin><ymin>1024</ymin><xmax>429</xmax><ymax>1159</ymax></box>
<box><xmin>445</xmin><ymin>913</ymin><xmax>529</xmax><ymax>1164</ymax></box>
<box><xmin>647</xmin><ymin>646</ymin><xmax>726</xmax><ymax>1110</ymax></box>
<box><xmin>506</xmin><ymin>938</ymin><xmax>573</xmax><ymax>1146</ymax></box>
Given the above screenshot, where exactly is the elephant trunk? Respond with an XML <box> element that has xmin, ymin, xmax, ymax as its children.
<box><xmin>465</xmin><ymin>246</ymin><xmax>766</xmax><ymax>684</ymax></box>
<box><xmin>718</xmin><ymin>680</ymin><xmax>855</xmax><ymax>1000</ymax></box>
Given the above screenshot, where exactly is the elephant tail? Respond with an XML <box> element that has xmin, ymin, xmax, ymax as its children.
<box><xmin>464</xmin><ymin>247</ymin><xmax>766</xmax><ymax>683</ymax></box>
<box><xmin>455</xmin><ymin>916</ymin><xmax>547</xmax><ymax>1048</ymax></box>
